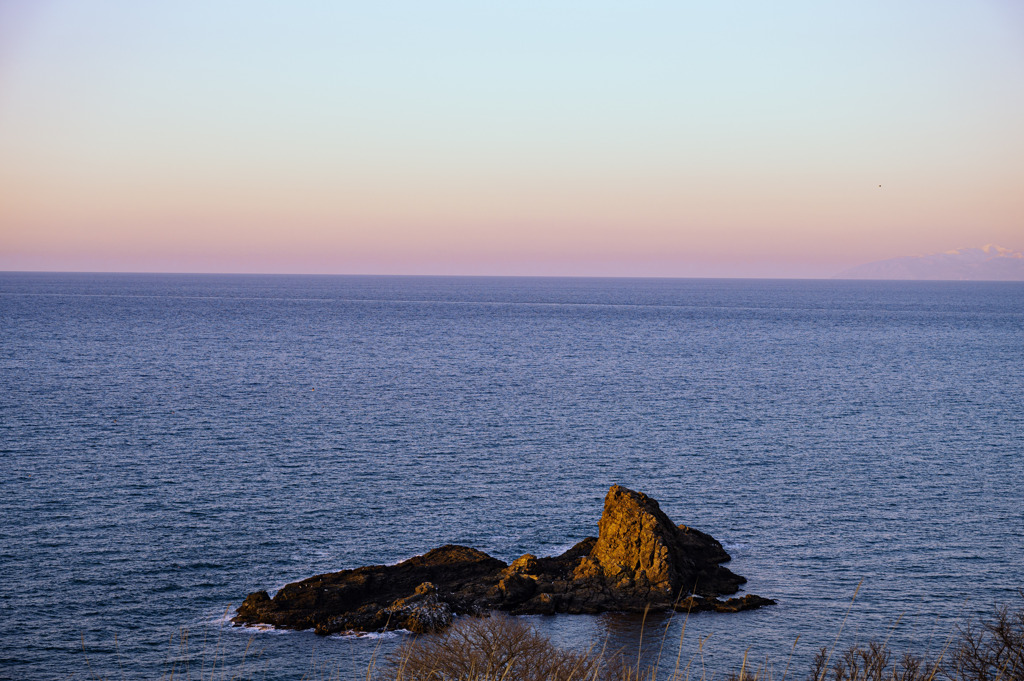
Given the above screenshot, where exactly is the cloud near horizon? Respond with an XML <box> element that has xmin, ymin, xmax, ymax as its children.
<box><xmin>836</xmin><ymin>244</ymin><xmax>1024</xmax><ymax>281</ymax></box>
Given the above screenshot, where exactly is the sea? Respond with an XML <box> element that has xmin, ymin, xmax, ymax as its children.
<box><xmin>1</xmin><ymin>272</ymin><xmax>1022</xmax><ymax>681</ymax></box>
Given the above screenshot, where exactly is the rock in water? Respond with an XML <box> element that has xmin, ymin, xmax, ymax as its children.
<box><xmin>589</xmin><ymin>485</ymin><xmax>745</xmax><ymax>599</ymax></box>
<box><xmin>233</xmin><ymin>486</ymin><xmax>774</xmax><ymax>635</ymax></box>
<box><xmin>234</xmin><ymin>545</ymin><xmax>503</xmax><ymax>634</ymax></box>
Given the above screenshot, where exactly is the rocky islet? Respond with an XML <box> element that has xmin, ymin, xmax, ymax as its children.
<box><xmin>233</xmin><ymin>485</ymin><xmax>775</xmax><ymax>635</ymax></box>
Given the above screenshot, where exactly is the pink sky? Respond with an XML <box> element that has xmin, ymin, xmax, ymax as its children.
<box><xmin>1</xmin><ymin>1</ymin><xmax>1022</xmax><ymax>277</ymax></box>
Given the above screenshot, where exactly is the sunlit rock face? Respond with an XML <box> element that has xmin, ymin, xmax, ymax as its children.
<box><xmin>588</xmin><ymin>485</ymin><xmax>744</xmax><ymax>600</ymax></box>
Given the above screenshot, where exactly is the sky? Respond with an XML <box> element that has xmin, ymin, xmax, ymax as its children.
<box><xmin>1</xmin><ymin>1</ymin><xmax>1022</xmax><ymax>278</ymax></box>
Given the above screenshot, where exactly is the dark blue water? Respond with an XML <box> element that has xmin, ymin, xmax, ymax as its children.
<box><xmin>2</xmin><ymin>273</ymin><xmax>1022</xmax><ymax>680</ymax></box>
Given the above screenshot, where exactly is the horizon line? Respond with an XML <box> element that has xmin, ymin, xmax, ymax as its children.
<box><xmin>3</xmin><ymin>268</ymin><xmax>1023</xmax><ymax>284</ymax></box>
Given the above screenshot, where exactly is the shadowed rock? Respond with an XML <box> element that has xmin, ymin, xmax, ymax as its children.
<box><xmin>236</xmin><ymin>545</ymin><xmax>502</xmax><ymax>634</ymax></box>
<box><xmin>233</xmin><ymin>486</ymin><xmax>775</xmax><ymax>635</ymax></box>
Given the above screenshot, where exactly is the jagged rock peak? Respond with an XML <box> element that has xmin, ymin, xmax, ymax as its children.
<box><xmin>589</xmin><ymin>485</ymin><xmax>743</xmax><ymax>598</ymax></box>
<box><xmin>593</xmin><ymin>485</ymin><xmax>681</xmax><ymax>591</ymax></box>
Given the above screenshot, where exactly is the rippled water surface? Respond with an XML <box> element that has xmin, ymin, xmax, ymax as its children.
<box><xmin>1</xmin><ymin>273</ymin><xmax>1022</xmax><ymax>680</ymax></box>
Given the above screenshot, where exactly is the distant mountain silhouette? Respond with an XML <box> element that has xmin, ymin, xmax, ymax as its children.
<box><xmin>836</xmin><ymin>244</ymin><xmax>1024</xmax><ymax>281</ymax></box>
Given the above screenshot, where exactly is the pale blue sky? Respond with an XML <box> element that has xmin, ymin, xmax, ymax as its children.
<box><xmin>1</xmin><ymin>1</ymin><xmax>1022</xmax><ymax>275</ymax></box>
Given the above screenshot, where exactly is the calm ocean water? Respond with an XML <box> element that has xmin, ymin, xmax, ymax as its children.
<box><xmin>1</xmin><ymin>272</ymin><xmax>1022</xmax><ymax>680</ymax></box>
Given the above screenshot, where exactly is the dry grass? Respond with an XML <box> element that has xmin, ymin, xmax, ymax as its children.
<box><xmin>731</xmin><ymin>595</ymin><xmax>1024</xmax><ymax>681</ymax></box>
<box><xmin>945</xmin><ymin>599</ymin><xmax>1024</xmax><ymax>681</ymax></box>
<box><xmin>374</xmin><ymin>615</ymin><xmax>602</xmax><ymax>681</ymax></box>
<box><xmin>77</xmin><ymin>594</ymin><xmax>1024</xmax><ymax>681</ymax></box>
<box><xmin>375</xmin><ymin>594</ymin><xmax>1024</xmax><ymax>681</ymax></box>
